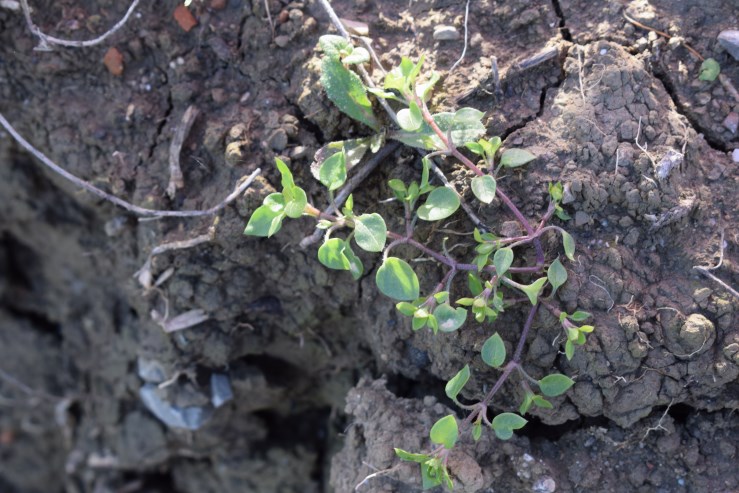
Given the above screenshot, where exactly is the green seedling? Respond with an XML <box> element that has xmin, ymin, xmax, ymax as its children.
<box><xmin>244</xmin><ymin>34</ymin><xmax>595</xmax><ymax>490</ymax></box>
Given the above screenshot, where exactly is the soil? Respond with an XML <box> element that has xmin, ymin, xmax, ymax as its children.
<box><xmin>0</xmin><ymin>1</ymin><xmax>737</xmax><ymax>493</ymax></box>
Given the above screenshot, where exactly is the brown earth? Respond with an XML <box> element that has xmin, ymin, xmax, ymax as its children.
<box><xmin>0</xmin><ymin>1</ymin><xmax>737</xmax><ymax>492</ymax></box>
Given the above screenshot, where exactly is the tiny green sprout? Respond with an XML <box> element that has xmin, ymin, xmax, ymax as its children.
<box><xmin>698</xmin><ymin>58</ymin><xmax>720</xmax><ymax>82</ymax></box>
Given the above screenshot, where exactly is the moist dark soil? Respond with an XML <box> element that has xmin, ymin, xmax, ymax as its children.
<box><xmin>0</xmin><ymin>1</ymin><xmax>737</xmax><ymax>492</ymax></box>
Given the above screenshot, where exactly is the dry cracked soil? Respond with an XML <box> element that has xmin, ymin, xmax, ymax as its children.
<box><xmin>0</xmin><ymin>0</ymin><xmax>737</xmax><ymax>492</ymax></box>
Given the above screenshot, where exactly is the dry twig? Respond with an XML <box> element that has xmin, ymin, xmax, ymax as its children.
<box><xmin>168</xmin><ymin>105</ymin><xmax>199</xmax><ymax>199</ymax></box>
<box><xmin>1</xmin><ymin>109</ymin><xmax>261</xmax><ymax>218</ymax></box>
<box><xmin>20</xmin><ymin>0</ymin><xmax>140</xmax><ymax>50</ymax></box>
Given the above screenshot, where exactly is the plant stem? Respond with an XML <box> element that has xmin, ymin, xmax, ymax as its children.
<box><xmin>414</xmin><ymin>96</ymin><xmax>546</xmax><ymax>265</ymax></box>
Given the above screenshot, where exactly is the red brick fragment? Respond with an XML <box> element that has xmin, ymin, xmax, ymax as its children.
<box><xmin>174</xmin><ymin>5</ymin><xmax>198</xmax><ymax>32</ymax></box>
<box><xmin>103</xmin><ymin>47</ymin><xmax>124</xmax><ymax>76</ymax></box>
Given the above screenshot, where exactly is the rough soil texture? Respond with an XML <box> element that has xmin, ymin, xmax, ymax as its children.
<box><xmin>0</xmin><ymin>1</ymin><xmax>737</xmax><ymax>493</ymax></box>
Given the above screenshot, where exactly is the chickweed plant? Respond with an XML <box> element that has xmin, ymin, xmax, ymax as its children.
<box><xmin>245</xmin><ymin>35</ymin><xmax>594</xmax><ymax>490</ymax></box>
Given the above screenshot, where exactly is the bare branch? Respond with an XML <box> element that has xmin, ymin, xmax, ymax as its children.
<box><xmin>20</xmin><ymin>0</ymin><xmax>141</xmax><ymax>50</ymax></box>
<box><xmin>168</xmin><ymin>105</ymin><xmax>200</xmax><ymax>199</ymax></box>
<box><xmin>0</xmin><ymin>110</ymin><xmax>261</xmax><ymax>218</ymax></box>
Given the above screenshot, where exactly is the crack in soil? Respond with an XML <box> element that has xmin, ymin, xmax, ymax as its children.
<box><xmin>550</xmin><ymin>0</ymin><xmax>573</xmax><ymax>42</ymax></box>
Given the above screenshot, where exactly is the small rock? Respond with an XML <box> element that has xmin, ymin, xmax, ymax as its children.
<box><xmin>433</xmin><ymin>25</ymin><xmax>460</xmax><ymax>41</ymax></box>
<box><xmin>225</xmin><ymin>141</ymin><xmax>243</xmax><ymax>166</ymax></box>
<box><xmin>500</xmin><ymin>220</ymin><xmax>523</xmax><ymax>237</ymax></box>
<box><xmin>103</xmin><ymin>47</ymin><xmax>124</xmax><ymax>76</ymax></box>
<box><xmin>274</xmin><ymin>35</ymin><xmax>290</xmax><ymax>48</ymax></box>
<box><xmin>678</xmin><ymin>314</ymin><xmax>714</xmax><ymax>355</ymax></box>
<box><xmin>695</xmin><ymin>92</ymin><xmax>711</xmax><ymax>106</ymax></box>
<box><xmin>718</xmin><ymin>30</ymin><xmax>739</xmax><ymax>61</ymax></box>
<box><xmin>722</xmin><ymin>112</ymin><xmax>738</xmax><ymax>134</ymax></box>
<box><xmin>210</xmin><ymin>0</ymin><xmax>226</xmax><ymax>9</ymax></box>
<box><xmin>267</xmin><ymin>127</ymin><xmax>288</xmax><ymax>151</ymax></box>
<box><xmin>174</xmin><ymin>5</ymin><xmax>198</xmax><ymax>32</ymax></box>
<box><xmin>210</xmin><ymin>373</ymin><xmax>233</xmax><ymax>408</ymax></box>
<box><xmin>575</xmin><ymin>210</ymin><xmax>591</xmax><ymax>227</ymax></box>
<box><xmin>732</xmin><ymin>149</ymin><xmax>739</xmax><ymax>163</ymax></box>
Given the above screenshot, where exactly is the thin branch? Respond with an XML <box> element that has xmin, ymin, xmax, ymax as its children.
<box><xmin>448</xmin><ymin>0</ymin><xmax>471</xmax><ymax>73</ymax></box>
<box><xmin>20</xmin><ymin>0</ymin><xmax>140</xmax><ymax>50</ymax></box>
<box><xmin>0</xmin><ymin>110</ymin><xmax>261</xmax><ymax>218</ymax></box>
<box><xmin>168</xmin><ymin>105</ymin><xmax>199</xmax><ymax>199</ymax></box>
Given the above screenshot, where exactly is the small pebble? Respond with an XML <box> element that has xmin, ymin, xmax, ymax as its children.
<box><xmin>717</xmin><ymin>30</ymin><xmax>739</xmax><ymax>61</ymax></box>
<box><xmin>433</xmin><ymin>25</ymin><xmax>460</xmax><ymax>41</ymax></box>
<box><xmin>267</xmin><ymin>127</ymin><xmax>288</xmax><ymax>151</ymax></box>
<box><xmin>722</xmin><ymin>112</ymin><xmax>738</xmax><ymax>134</ymax></box>
<box><xmin>731</xmin><ymin>149</ymin><xmax>739</xmax><ymax>162</ymax></box>
<box><xmin>274</xmin><ymin>35</ymin><xmax>290</xmax><ymax>48</ymax></box>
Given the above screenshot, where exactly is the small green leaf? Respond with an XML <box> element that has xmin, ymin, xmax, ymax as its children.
<box><xmin>465</xmin><ymin>142</ymin><xmax>484</xmax><ymax>155</ymax></box>
<box><xmin>579</xmin><ymin>324</ymin><xmax>594</xmax><ymax>333</ymax></box>
<box><xmin>420</xmin><ymin>157</ymin><xmax>431</xmax><ymax>191</ymax></box>
<box><xmin>493</xmin><ymin>248</ymin><xmax>514</xmax><ymax>277</ymax></box>
<box><xmin>429</xmin><ymin>415</ymin><xmax>458</xmax><ymax>449</ymax></box>
<box><xmin>565</xmin><ymin>339</ymin><xmax>575</xmax><ymax>360</ymax></box>
<box><xmin>467</xmin><ymin>273</ymin><xmax>483</xmax><ymax>296</ymax></box>
<box><xmin>547</xmin><ymin>259</ymin><xmax>568</xmax><ymax>295</ymax></box>
<box><xmin>342</xmin><ymin>47</ymin><xmax>370</xmax><ymax>65</ymax></box>
<box><xmin>317</xmin><ymin>238</ymin><xmax>350</xmax><ymax>270</ymax></box>
<box><xmin>319</xmin><ymin>150</ymin><xmax>347</xmax><ymax>191</ymax></box>
<box><xmin>472</xmin><ymin>422</ymin><xmax>482</xmax><ymax>441</ymax></box>
<box><xmin>275</xmin><ymin>158</ymin><xmax>295</xmax><ymax>190</ymax></box>
<box><xmin>698</xmin><ymin>58</ymin><xmax>720</xmax><ymax>82</ymax></box>
<box><xmin>519</xmin><ymin>392</ymin><xmax>535</xmax><ymax>415</ymax></box>
<box><xmin>500</xmin><ymin>148</ymin><xmax>536</xmax><ymax>168</ymax></box>
<box><xmin>284</xmin><ymin>186</ymin><xmax>307</xmax><ymax>218</ymax></box>
<box><xmin>396</xmin><ymin>302</ymin><xmax>417</xmax><ymax>316</ymax></box>
<box><xmin>416</xmin><ymin>71</ymin><xmax>440</xmax><ymax>101</ymax></box>
<box><xmin>397</xmin><ymin>101</ymin><xmax>423</xmax><ymax>131</ymax></box>
<box><xmin>417</xmin><ymin>187</ymin><xmax>460</xmax><ymax>221</ymax></box>
<box><xmin>519</xmin><ymin>277</ymin><xmax>547</xmax><ymax>305</ymax></box>
<box><xmin>491</xmin><ymin>412</ymin><xmax>527</xmax><ymax>440</ymax></box>
<box><xmin>376</xmin><ymin>257</ymin><xmax>420</xmax><ymax>301</ymax></box>
<box><xmin>244</xmin><ymin>193</ymin><xmax>286</xmax><ymax>237</ymax></box>
<box><xmin>421</xmin><ymin>462</ymin><xmax>443</xmax><ymax>490</ymax></box>
<box><xmin>353</xmin><ymin>213</ymin><xmax>387</xmax><ymax>252</ymax></box>
<box><xmin>433</xmin><ymin>291</ymin><xmax>449</xmax><ymax>304</ymax></box>
<box><xmin>445</xmin><ymin>365</ymin><xmax>470</xmax><ymax>402</ymax></box>
<box><xmin>538</xmin><ymin>374</ymin><xmax>575</xmax><ymax>397</ymax></box>
<box><xmin>533</xmin><ymin>396</ymin><xmax>553</xmax><ymax>409</ymax></box>
<box><xmin>320</xmin><ymin>56</ymin><xmax>379</xmax><ymax>130</ymax></box>
<box><xmin>394</xmin><ymin>448</ymin><xmax>430</xmax><ymax>463</ymax></box>
<box><xmin>388</xmin><ymin>179</ymin><xmax>407</xmax><ymax>196</ymax></box>
<box><xmin>481</xmin><ymin>333</ymin><xmax>506</xmax><ymax>368</ymax></box>
<box><xmin>391</xmin><ymin>110</ymin><xmax>485</xmax><ymax>151</ymax></box>
<box><xmin>561</xmin><ymin>230</ymin><xmax>575</xmax><ymax>261</ymax></box>
<box><xmin>456</xmin><ymin>297</ymin><xmax>475</xmax><ymax>306</ymax></box>
<box><xmin>570</xmin><ymin>311</ymin><xmax>591</xmax><ymax>322</ymax></box>
<box><xmin>434</xmin><ymin>304</ymin><xmax>467</xmax><ymax>332</ymax></box>
<box><xmin>412</xmin><ymin>315</ymin><xmax>427</xmax><ymax>331</ymax></box>
<box><xmin>342</xmin><ymin>242</ymin><xmax>364</xmax><ymax>280</ymax></box>
<box><xmin>471</xmin><ymin>175</ymin><xmax>497</xmax><ymax>204</ymax></box>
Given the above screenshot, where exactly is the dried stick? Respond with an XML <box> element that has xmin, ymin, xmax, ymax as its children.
<box><xmin>1</xmin><ymin>110</ymin><xmax>261</xmax><ymax>218</ymax></box>
<box><xmin>448</xmin><ymin>0</ymin><xmax>471</xmax><ymax>73</ymax></box>
<box><xmin>20</xmin><ymin>0</ymin><xmax>140</xmax><ymax>50</ymax></box>
<box><xmin>134</xmin><ymin>225</ymin><xmax>216</xmax><ymax>289</ymax></box>
<box><xmin>693</xmin><ymin>230</ymin><xmax>739</xmax><ymax>300</ymax></box>
<box><xmin>168</xmin><ymin>105</ymin><xmax>199</xmax><ymax>199</ymax></box>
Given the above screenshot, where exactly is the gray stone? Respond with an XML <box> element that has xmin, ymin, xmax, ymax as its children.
<box><xmin>718</xmin><ymin>30</ymin><xmax>739</xmax><ymax>61</ymax></box>
<box><xmin>267</xmin><ymin>127</ymin><xmax>288</xmax><ymax>151</ymax></box>
<box><xmin>433</xmin><ymin>25</ymin><xmax>460</xmax><ymax>41</ymax></box>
